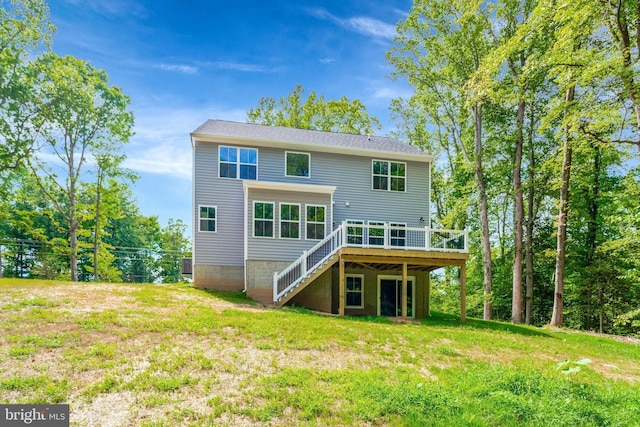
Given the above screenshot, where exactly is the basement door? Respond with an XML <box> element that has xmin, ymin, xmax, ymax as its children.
<box><xmin>378</xmin><ymin>275</ymin><xmax>415</xmax><ymax>318</ymax></box>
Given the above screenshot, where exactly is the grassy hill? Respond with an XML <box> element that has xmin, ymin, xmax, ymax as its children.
<box><xmin>0</xmin><ymin>278</ymin><xmax>639</xmax><ymax>426</ymax></box>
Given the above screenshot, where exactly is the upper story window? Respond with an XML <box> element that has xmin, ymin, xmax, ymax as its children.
<box><xmin>285</xmin><ymin>152</ymin><xmax>310</xmax><ymax>178</ymax></box>
<box><xmin>253</xmin><ymin>201</ymin><xmax>274</xmax><ymax>238</ymax></box>
<box><xmin>372</xmin><ymin>160</ymin><xmax>406</xmax><ymax>192</ymax></box>
<box><xmin>199</xmin><ymin>206</ymin><xmax>216</xmax><ymax>232</ymax></box>
<box><xmin>219</xmin><ymin>146</ymin><xmax>257</xmax><ymax>180</ymax></box>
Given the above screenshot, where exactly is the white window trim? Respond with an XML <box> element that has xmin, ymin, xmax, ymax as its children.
<box><xmin>305</xmin><ymin>204</ymin><xmax>326</xmax><ymax>240</ymax></box>
<box><xmin>345</xmin><ymin>274</ymin><xmax>365</xmax><ymax>309</ymax></box>
<box><xmin>368</xmin><ymin>220</ymin><xmax>385</xmax><ymax>246</ymax></box>
<box><xmin>346</xmin><ymin>219</ymin><xmax>364</xmax><ymax>245</ymax></box>
<box><xmin>218</xmin><ymin>146</ymin><xmax>258</xmax><ymax>180</ymax></box>
<box><xmin>371</xmin><ymin>159</ymin><xmax>407</xmax><ymax>192</ymax></box>
<box><xmin>284</xmin><ymin>151</ymin><xmax>311</xmax><ymax>179</ymax></box>
<box><xmin>253</xmin><ymin>201</ymin><xmax>274</xmax><ymax>238</ymax></box>
<box><xmin>390</xmin><ymin>222</ymin><xmax>407</xmax><ymax>247</ymax></box>
<box><xmin>279</xmin><ymin>202</ymin><xmax>301</xmax><ymax>240</ymax></box>
<box><xmin>198</xmin><ymin>205</ymin><xmax>217</xmax><ymax>233</ymax></box>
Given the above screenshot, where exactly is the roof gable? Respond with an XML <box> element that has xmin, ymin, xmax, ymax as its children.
<box><xmin>191</xmin><ymin>120</ymin><xmax>431</xmax><ymax>161</ymax></box>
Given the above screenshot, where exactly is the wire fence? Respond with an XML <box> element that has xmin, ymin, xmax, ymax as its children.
<box><xmin>0</xmin><ymin>238</ymin><xmax>188</xmax><ymax>283</ymax></box>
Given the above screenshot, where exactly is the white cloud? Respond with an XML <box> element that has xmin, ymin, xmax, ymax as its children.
<box><xmin>154</xmin><ymin>63</ymin><xmax>199</xmax><ymax>74</ymax></box>
<box><xmin>373</xmin><ymin>86</ymin><xmax>413</xmax><ymax>100</ymax></box>
<box><xmin>320</xmin><ymin>58</ymin><xmax>335</xmax><ymax>64</ymax></box>
<box><xmin>308</xmin><ymin>9</ymin><xmax>396</xmax><ymax>40</ymax></box>
<box><xmin>124</xmin><ymin>104</ymin><xmax>246</xmax><ymax>179</ymax></box>
<box><xmin>195</xmin><ymin>61</ymin><xmax>272</xmax><ymax>73</ymax></box>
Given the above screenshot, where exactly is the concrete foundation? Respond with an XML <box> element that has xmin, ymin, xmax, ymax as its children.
<box><xmin>245</xmin><ymin>259</ymin><xmax>291</xmax><ymax>304</ymax></box>
<box><xmin>193</xmin><ymin>264</ymin><xmax>244</xmax><ymax>291</ymax></box>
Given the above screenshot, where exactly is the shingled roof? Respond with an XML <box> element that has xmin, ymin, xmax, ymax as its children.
<box><xmin>192</xmin><ymin>120</ymin><xmax>430</xmax><ymax>158</ymax></box>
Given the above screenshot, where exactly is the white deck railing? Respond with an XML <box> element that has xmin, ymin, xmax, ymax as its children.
<box><xmin>273</xmin><ymin>222</ymin><xmax>468</xmax><ymax>302</ymax></box>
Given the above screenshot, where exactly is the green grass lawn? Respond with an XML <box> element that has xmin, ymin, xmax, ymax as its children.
<box><xmin>0</xmin><ymin>278</ymin><xmax>639</xmax><ymax>426</ymax></box>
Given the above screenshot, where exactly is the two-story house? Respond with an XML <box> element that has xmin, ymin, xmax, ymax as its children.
<box><xmin>191</xmin><ymin>120</ymin><xmax>469</xmax><ymax>319</ymax></box>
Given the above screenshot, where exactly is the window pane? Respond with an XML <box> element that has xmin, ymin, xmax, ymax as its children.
<box><xmin>373</xmin><ymin>161</ymin><xmax>388</xmax><ymax>175</ymax></box>
<box><xmin>240</xmin><ymin>148</ymin><xmax>256</xmax><ymax>164</ymax></box>
<box><xmin>264</xmin><ymin>221</ymin><xmax>273</xmax><ymax>237</ymax></box>
<box><xmin>220</xmin><ymin>147</ymin><xmax>237</xmax><ymax>162</ymax></box>
<box><xmin>220</xmin><ymin>163</ymin><xmax>237</xmax><ymax>178</ymax></box>
<box><xmin>240</xmin><ymin>165</ymin><xmax>256</xmax><ymax>180</ymax></box>
<box><xmin>391</xmin><ymin>177</ymin><xmax>405</xmax><ymax>192</ymax></box>
<box><xmin>286</xmin><ymin>153</ymin><xmax>310</xmax><ymax>177</ymax></box>
<box><xmin>373</xmin><ymin>176</ymin><xmax>387</xmax><ymax>190</ymax></box>
<box><xmin>391</xmin><ymin>162</ymin><xmax>405</xmax><ymax>177</ymax></box>
<box><xmin>290</xmin><ymin>205</ymin><xmax>299</xmax><ymax>220</ymax></box>
<box><xmin>346</xmin><ymin>293</ymin><xmax>361</xmax><ymax>307</ymax></box>
<box><xmin>307</xmin><ymin>224</ymin><xmax>324</xmax><ymax>239</ymax></box>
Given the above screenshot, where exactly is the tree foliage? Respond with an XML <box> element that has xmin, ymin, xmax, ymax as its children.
<box><xmin>247</xmin><ymin>83</ymin><xmax>382</xmax><ymax>135</ymax></box>
<box><xmin>388</xmin><ymin>0</ymin><xmax>640</xmax><ymax>334</ymax></box>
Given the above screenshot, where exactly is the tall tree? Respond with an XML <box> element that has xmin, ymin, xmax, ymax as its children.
<box><xmin>28</xmin><ymin>53</ymin><xmax>133</xmax><ymax>282</ymax></box>
<box><xmin>247</xmin><ymin>84</ymin><xmax>382</xmax><ymax>135</ymax></box>
<box><xmin>0</xmin><ymin>0</ymin><xmax>54</xmax><ymax>179</ymax></box>
<box><xmin>387</xmin><ymin>0</ymin><xmax>495</xmax><ymax>319</ymax></box>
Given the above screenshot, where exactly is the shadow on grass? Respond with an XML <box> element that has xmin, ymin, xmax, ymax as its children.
<box><xmin>200</xmin><ymin>289</ymin><xmax>256</xmax><ymax>305</ymax></box>
<box><xmin>423</xmin><ymin>311</ymin><xmax>554</xmax><ymax>338</ymax></box>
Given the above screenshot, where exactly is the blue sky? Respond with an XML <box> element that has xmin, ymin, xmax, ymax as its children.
<box><xmin>48</xmin><ymin>0</ymin><xmax>414</xmax><ymax>234</ymax></box>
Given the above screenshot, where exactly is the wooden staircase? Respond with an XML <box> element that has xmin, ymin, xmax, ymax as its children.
<box><xmin>274</xmin><ymin>254</ymin><xmax>337</xmax><ymax>305</ymax></box>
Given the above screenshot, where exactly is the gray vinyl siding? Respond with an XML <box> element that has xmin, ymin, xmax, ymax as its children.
<box><xmin>193</xmin><ymin>141</ymin><xmax>244</xmax><ymax>266</ymax></box>
<box><xmin>253</xmin><ymin>146</ymin><xmax>429</xmax><ymax>230</ymax></box>
<box><xmin>246</xmin><ymin>188</ymin><xmax>333</xmax><ymax>261</ymax></box>
<box><xmin>193</xmin><ymin>140</ymin><xmax>430</xmax><ymax>266</ymax></box>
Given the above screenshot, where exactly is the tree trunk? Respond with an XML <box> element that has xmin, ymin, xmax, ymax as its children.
<box><xmin>550</xmin><ymin>85</ymin><xmax>576</xmax><ymax>328</ymax></box>
<box><xmin>68</xmin><ymin>136</ymin><xmax>79</xmax><ymax>282</ymax></box>
<box><xmin>585</xmin><ymin>144</ymin><xmax>601</xmax><ymax>329</ymax></box>
<box><xmin>512</xmin><ymin>98</ymin><xmax>525</xmax><ymax>324</ymax></box>
<box><xmin>525</xmin><ymin>115</ymin><xmax>536</xmax><ymax>325</ymax></box>
<box><xmin>473</xmin><ymin>104</ymin><xmax>493</xmax><ymax>320</ymax></box>
<box><xmin>93</xmin><ymin>169</ymin><xmax>103</xmax><ymax>281</ymax></box>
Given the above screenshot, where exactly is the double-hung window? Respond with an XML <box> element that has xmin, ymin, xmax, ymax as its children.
<box><xmin>368</xmin><ymin>221</ymin><xmax>385</xmax><ymax>246</ymax></box>
<box><xmin>280</xmin><ymin>203</ymin><xmax>300</xmax><ymax>239</ymax></box>
<box><xmin>306</xmin><ymin>205</ymin><xmax>325</xmax><ymax>240</ymax></box>
<box><xmin>219</xmin><ymin>146</ymin><xmax>257</xmax><ymax>179</ymax></box>
<box><xmin>253</xmin><ymin>202</ymin><xmax>274</xmax><ymax>237</ymax></box>
<box><xmin>390</xmin><ymin>223</ymin><xmax>406</xmax><ymax>247</ymax></box>
<box><xmin>345</xmin><ymin>274</ymin><xmax>364</xmax><ymax>308</ymax></box>
<box><xmin>347</xmin><ymin>220</ymin><xmax>364</xmax><ymax>245</ymax></box>
<box><xmin>372</xmin><ymin>160</ymin><xmax>406</xmax><ymax>192</ymax></box>
<box><xmin>199</xmin><ymin>206</ymin><xmax>216</xmax><ymax>232</ymax></box>
<box><xmin>285</xmin><ymin>152</ymin><xmax>310</xmax><ymax>177</ymax></box>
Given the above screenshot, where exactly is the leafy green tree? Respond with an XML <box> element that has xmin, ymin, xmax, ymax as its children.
<box><xmin>157</xmin><ymin>218</ymin><xmax>190</xmax><ymax>283</ymax></box>
<box><xmin>247</xmin><ymin>84</ymin><xmax>382</xmax><ymax>135</ymax></box>
<box><xmin>387</xmin><ymin>0</ymin><xmax>495</xmax><ymax>320</ymax></box>
<box><xmin>28</xmin><ymin>53</ymin><xmax>134</xmax><ymax>281</ymax></box>
<box><xmin>0</xmin><ymin>0</ymin><xmax>54</xmax><ymax>178</ymax></box>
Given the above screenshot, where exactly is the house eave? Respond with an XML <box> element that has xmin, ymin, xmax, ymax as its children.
<box><xmin>190</xmin><ymin>133</ymin><xmax>434</xmax><ymax>163</ymax></box>
<box><xmin>243</xmin><ymin>180</ymin><xmax>337</xmax><ymax>194</ymax></box>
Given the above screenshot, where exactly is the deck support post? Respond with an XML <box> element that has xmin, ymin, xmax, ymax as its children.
<box><xmin>460</xmin><ymin>263</ymin><xmax>467</xmax><ymax>323</ymax></box>
<box><xmin>339</xmin><ymin>258</ymin><xmax>345</xmax><ymax>316</ymax></box>
<box><xmin>426</xmin><ymin>272</ymin><xmax>431</xmax><ymax>317</ymax></box>
<box><xmin>401</xmin><ymin>262</ymin><xmax>408</xmax><ymax>319</ymax></box>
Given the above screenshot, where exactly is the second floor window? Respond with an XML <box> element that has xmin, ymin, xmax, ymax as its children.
<box><xmin>372</xmin><ymin>160</ymin><xmax>406</xmax><ymax>192</ymax></box>
<box><xmin>220</xmin><ymin>146</ymin><xmax>257</xmax><ymax>180</ymax></box>
<box><xmin>285</xmin><ymin>152</ymin><xmax>310</xmax><ymax>177</ymax></box>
